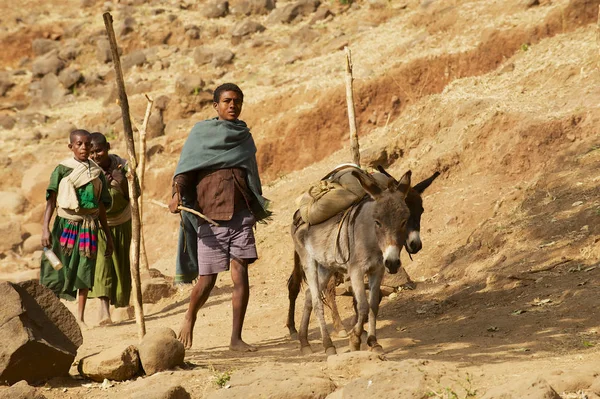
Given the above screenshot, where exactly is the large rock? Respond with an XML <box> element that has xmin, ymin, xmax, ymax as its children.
<box><xmin>0</xmin><ymin>221</ymin><xmax>22</xmax><ymax>252</ymax></box>
<box><xmin>193</xmin><ymin>47</ymin><xmax>234</xmax><ymax>67</ymax></box>
<box><xmin>207</xmin><ymin>362</ymin><xmax>336</xmax><ymax>399</ymax></box>
<box><xmin>232</xmin><ymin>0</ymin><xmax>275</xmax><ymax>16</ymax></box>
<box><xmin>40</xmin><ymin>73</ymin><xmax>66</xmax><ymax>107</ymax></box>
<box><xmin>0</xmin><ymin>192</ymin><xmax>27</xmax><ymax>216</ymax></box>
<box><xmin>142</xmin><ymin>277</ymin><xmax>177</xmax><ymax>304</ymax></box>
<box><xmin>58</xmin><ymin>67</ymin><xmax>83</xmax><ymax>89</ymax></box>
<box><xmin>130</xmin><ymin>385</ymin><xmax>190</xmax><ymax>399</ymax></box>
<box><xmin>0</xmin><ymin>72</ymin><xmax>15</xmax><ymax>97</ymax></box>
<box><xmin>138</xmin><ymin>328</ymin><xmax>185</xmax><ymax>375</ymax></box>
<box><xmin>32</xmin><ymin>52</ymin><xmax>65</xmax><ymax>77</ymax></box>
<box><xmin>231</xmin><ymin>20</ymin><xmax>266</xmax><ymax>38</ymax></box>
<box><xmin>0</xmin><ymin>115</ymin><xmax>16</xmax><ymax>129</ymax></box>
<box><xmin>203</xmin><ymin>0</ymin><xmax>229</xmax><ymax>18</ymax></box>
<box><xmin>21</xmin><ymin>164</ymin><xmax>53</xmax><ymax>203</ymax></box>
<box><xmin>0</xmin><ymin>380</ymin><xmax>48</xmax><ymax>399</ymax></box>
<box><xmin>0</xmin><ymin>280</ymin><xmax>83</xmax><ymax>385</ymax></box>
<box><xmin>22</xmin><ymin>235</ymin><xmax>42</xmax><ymax>255</ymax></box>
<box><xmin>31</xmin><ymin>39</ymin><xmax>59</xmax><ymax>56</ymax></box>
<box><xmin>481</xmin><ymin>377</ymin><xmax>561</xmax><ymax>399</ymax></box>
<box><xmin>122</xmin><ymin>50</ymin><xmax>147</xmax><ymax>71</ymax></box>
<box><xmin>78</xmin><ymin>345</ymin><xmax>141</xmax><ymax>382</ymax></box>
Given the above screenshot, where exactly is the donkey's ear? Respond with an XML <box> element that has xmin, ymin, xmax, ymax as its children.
<box><xmin>351</xmin><ymin>170</ymin><xmax>383</xmax><ymax>199</ymax></box>
<box><xmin>376</xmin><ymin>165</ymin><xmax>394</xmax><ymax>179</ymax></box>
<box><xmin>395</xmin><ymin>170</ymin><xmax>412</xmax><ymax>198</ymax></box>
<box><xmin>413</xmin><ymin>171</ymin><xmax>440</xmax><ymax>194</ymax></box>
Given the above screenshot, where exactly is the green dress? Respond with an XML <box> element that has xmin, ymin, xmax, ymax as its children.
<box><xmin>89</xmin><ymin>157</ymin><xmax>132</xmax><ymax>308</ymax></box>
<box><xmin>40</xmin><ymin>164</ymin><xmax>111</xmax><ymax>301</ymax></box>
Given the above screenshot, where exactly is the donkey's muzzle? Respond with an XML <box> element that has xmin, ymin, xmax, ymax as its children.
<box><xmin>406</xmin><ymin>231</ymin><xmax>422</xmax><ymax>254</ymax></box>
<box><xmin>384</xmin><ymin>258</ymin><xmax>401</xmax><ymax>274</ymax></box>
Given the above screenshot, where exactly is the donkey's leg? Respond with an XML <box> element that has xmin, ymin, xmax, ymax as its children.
<box><xmin>348</xmin><ymin>269</ymin><xmax>369</xmax><ymax>351</ymax></box>
<box><xmin>325</xmin><ymin>274</ymin><xmax>348</xmax><ymax>338</ymax></box>
<box><xmin>366</xmin><ymin>268</ymin><xmax>385</xmax><ymax>353</ymax></box>
<box><xmin>286</xmin><ymin>251</ymin><xmax>303</xmax><ymax>340</ymax></box>
<box><xmin>315</xmin><ymin>265</ymin><xmax>336</xmax><ymax>355</ymax></box>
<box><xmin>298</xmin><ymin>289</ymin><xmax>313</xmax><ymax>355</ymax></box>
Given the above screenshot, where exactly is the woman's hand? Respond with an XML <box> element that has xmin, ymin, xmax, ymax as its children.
<box><xmin>41</xmin><ymin>229</ymin><xmax>51</xmax><ymax>248</ymax></box>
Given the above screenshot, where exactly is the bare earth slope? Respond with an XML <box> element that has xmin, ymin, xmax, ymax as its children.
<box><xmin>1</xmin><ymin>0</ymin><xmax>600</xmax><ymax>397</ymax></box>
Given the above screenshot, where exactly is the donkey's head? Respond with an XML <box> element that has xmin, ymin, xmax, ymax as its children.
<box><xmin>352</xmin><ymin>170</ymin><xmax>412</xmax><ymax>274</ymax></box>
<box><xmin>376</xmin><ymin>166</ymin><xmax>440</xmax><ymax>255</ymax></box>
<box><xmin>404</xmin><ymin>171</ymin><xmax>440</xmax><ymax>254</ymax></box>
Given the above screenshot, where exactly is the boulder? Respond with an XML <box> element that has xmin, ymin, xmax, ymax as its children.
<box><xmin>175</xmin><ymin>74</ymin><xmax>205</xmax><ymax>96</ymax></box>
<box><xmin>122</xmin><ymin>50</ymin><xmax>147</xmax><ymax>70</ymax></box>
<box><xmin>481</xmin><ymin>377</ymin><xmax>561</xmax><ymax>399</ymax></box>
<box><xmin>231</xmin><ymin>20</ymin><xmax>266</xmax><ymax>38</ymax></box>
<box><xmin>58</xmin><ymin>67</ymin><xmax>83</xmax><ymax>89</ymax></box>
<box><xmin>0</xmin><ymin>115</ymin><xmax>16</xmax><ymax>130</ymax></box>
<box><xmin>58</xmin><ymin>40</ymin><xmax>80</xmax><ymax>60</ymax></box>
<box><xmin>78</xmin><ymin>345</ymin><xmax>141</xmax><ymax>382</ymax></box>
<box><xmin>203</xmin><ymin>0</ymin><xmax>229</xmax><ymax>18</ymax></box>
<box><xmin>137</xmin><ymin>328</ymin><xmax>185</xmax><ymax>375</ymax></box>
<box><xmin>32</xmin><ymin>52</ymin><xmax>65</xmax><ymax>77</ymax></box>
<box><xmin>0</xmin><ymin>192</ymin><xmax>27</xmax><ymax>216</ymax></box>
<box><xmin>21</xmin><ymin>163</ymin><xmax>50</xmax><ymax>203</ymax></box>
<box><xmin>0</xmin><ymin>280</ymin><xmax>83</xmax><ymax>385</ymax></box>
<box><xmin>0</xmin><ymin>380</ymin><xmax>48</xmax><ymax>399</ymax></box>
<box><xmin>22</xmin><ymin>235</ymin><xmax>42</xmax><ymax>255</ymax></box>
<box><xmin>96</xmin><ymin>38</ymin><xmax>113</xmax><ymax>63</ymax></box>
<box><xmin>31</xmin><ymin>39</ymin><xmax>59</xmax><ymax>57</ymax></box>
<box><xmin>40</xmin><ymin>73</ymin><xmax>66</xmax><ymax>107</ymax></box>
<box><xmin>267</xmin><ymin>3</ymin><xmax>301</xmax><ymax>24</ymax></box>
<box><xmin>211</xmin><ymin>49</ymin><xmax>235</xmax><ymax>67</ymax></box>
<box><xmin>310</xmin><ymin>6</ymin><xmax>333</xmax><ymax>24</ymax></box>
<box><xmin>0</xmin><ymin>221</ymin><xmax>22</xmax><ymax>252</ymax></box>
<box><xmin>147</xmin><ymin>113</ymin><xmax>165</xmax><ymax>139</ymax></box>
<box><xmin>231</xmin><ymin>0</ymin><xmax>275</xmax><ymax>16</ymax></box>
<box><xmin>142</xmin><ymin>277</ymin><xmax>177</xmax><ymax>304</ymax></box>
<box><xmin>207</xmin><ymin>362</ymin><xmax>336</xmax><ymax>399</ymax></box>
<box><xmin>0</xmin><ymin>72</ymin><xmax>15</xmax><ymax>97</ymax></box>
<box><xmin>118</xmin><ymin>16</ymin><xmax>136</xmax><ymax>37</ymax></box>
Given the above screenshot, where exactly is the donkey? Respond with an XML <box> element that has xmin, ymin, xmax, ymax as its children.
<box><xmin>291</xmin><ymin>170</ymin><xmax>412</xmax><ymax>355</ymax></box>
<box><xmin>287</xmin><ymin>169</ymin><xmax>440</xmax><ymax>340</ymax></box>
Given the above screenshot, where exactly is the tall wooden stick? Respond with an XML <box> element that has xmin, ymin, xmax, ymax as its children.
<box><xmin>344</xmin><ymin>46</ymin><xmax>361</xmax><ymax>167</ymax></box>
<box><xmin>137</xmin><ymin>95</ymin><xmax>153</xmax><ymax>272</ymax></box>
<box><xmin>103</xmin><ymin>11</ymin><xmax>146</xmax><ymax>340</ymax></box>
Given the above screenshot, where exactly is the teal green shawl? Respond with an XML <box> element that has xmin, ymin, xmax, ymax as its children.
<box><xmin>174</xmin><ymin>118</ymin><xmax>270</xmax><ymax>220</ymax></box>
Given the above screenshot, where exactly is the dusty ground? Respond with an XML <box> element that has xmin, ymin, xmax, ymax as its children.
<box><xmin>1</xmin><ymin>0</ymin><xmax>600</xmax><ymax>397</ymax></box>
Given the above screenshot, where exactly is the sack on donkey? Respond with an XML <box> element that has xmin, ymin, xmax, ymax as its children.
<box><xmin>298</xmin><ymin>164</ymin><xmax>392</xmax><ymax>225</ymax></box>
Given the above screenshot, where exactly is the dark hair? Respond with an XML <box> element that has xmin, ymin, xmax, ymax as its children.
<box><xmin>90</xmin><ymin>132</ymin><xmax>108</xmax><ymax>146</ymax></box>
<box><xmin>213</xmin><ymin>83</ymin><xmax>244</xmax><ymax>103</ymax></box>
<box><xmin>70</xmin><ymin>129</ymin><xmax>91</xmax><ymax>143</ymax></box>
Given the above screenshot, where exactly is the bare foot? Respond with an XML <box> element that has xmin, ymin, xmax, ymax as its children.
<box><xmin>178</xmin><ymin>315</ymin><xmax>195</xmax><ymax>349</ymax></box>
<box><xmin>98</xmin><ymin>317</ymin><xmax>113</xmax><ymax>326</ymax></box>
<box><xmin>229</xmin><ymin>340</ymin><xmax>257</xmax><ymax>352</ymax></box>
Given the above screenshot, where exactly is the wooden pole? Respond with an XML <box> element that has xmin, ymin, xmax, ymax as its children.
<box><xmin>344</xmin><ymin>46</ymin><xmax>361</xmax><ymax>168</ymax></box>
<box><xmin>103</xmin><ymin>11</ymin><xmax>146</xmax><ymax>340</ymax></box>
<box><xmin>137</xmin><ymin>95</ymin><xmax>153</xmax><ymax>272</ymax></box>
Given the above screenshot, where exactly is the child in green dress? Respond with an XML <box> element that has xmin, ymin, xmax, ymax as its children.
<box><xmin>88</xmin><ymin>132</ymin><xmax>132</xmax><ymax>325</ymax></box>
<box><xmin>40</xmin><ymin>129</ymin><xmax>114</xmax><ymax>328</ymax></box>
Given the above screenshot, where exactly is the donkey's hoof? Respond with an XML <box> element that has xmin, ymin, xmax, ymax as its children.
<box><xmin>335</xmin><ymin>330</ymin><xmax>349</xmax><ymax>338</ymax></box>
<box><xmin>369</xmin><ymin>344</ymin><xmax>385</xmax><ymax>354</ymax></box>
<box><xmin>289</xmin><ymin>332</ymin><xmax>299</xmax><ymax>341</ymax></box>
<box><xmin>325</xmin><ymin>346</ymin><xmax>337</xmax><ymax>356</ymax></box>
<box><xmin>301</xmin><ymin>346</ymin><xmax>314</xmax><ymax>355</ymax></box>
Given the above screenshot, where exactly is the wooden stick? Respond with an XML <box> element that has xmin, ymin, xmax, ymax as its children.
<box><xmin>103</xmin><ymin>11</ymin><xmax>146</xmax><ymax>340</ymax></box>
<box><xmin>137</xmin><ymin>95</ymin><xmax>154</xmax><ymax>272</ymax></box>
<box><xmin>147</xmin><ymin>199</ymin><xmax>220</xmax><ymax>226</ymax></box>
<box><xmin>344</xmin><ymin>46</ymin><xmax>361</xmax><ymax>167</ymax></box>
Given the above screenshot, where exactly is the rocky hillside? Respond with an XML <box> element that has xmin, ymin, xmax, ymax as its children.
<box><xmin>1</xmin><ymin>0</ymin><xmax>600</xmax><ymax>397</ymax></box>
